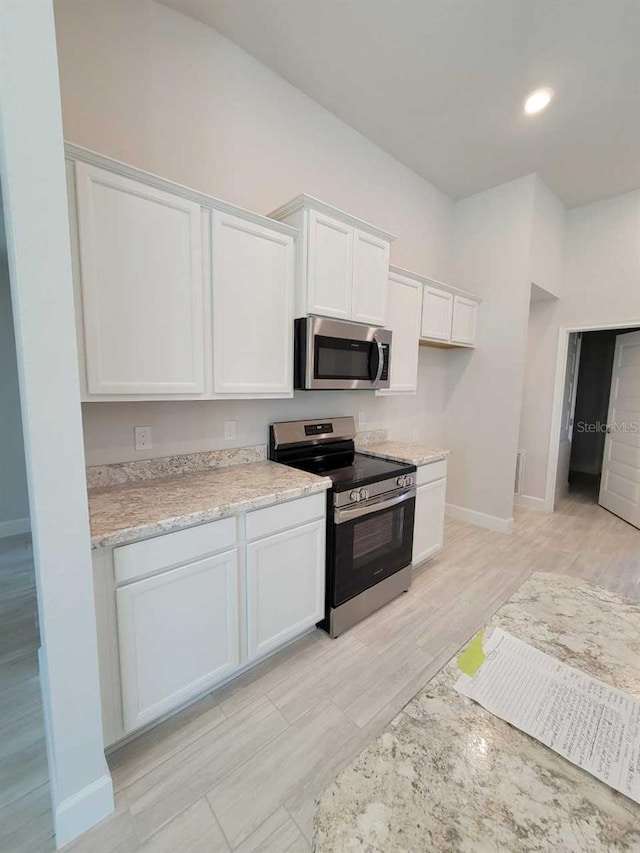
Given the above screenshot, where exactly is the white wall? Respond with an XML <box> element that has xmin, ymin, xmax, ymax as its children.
<box><xmin>0</xmin><ymin>199</ymin><xmax>29</xmax><ymax>533</ymax></box>
<box><xmin>518</xmin><ymin>295</ymin><xmax>561</xmax><ymax>502</ymax></box>
<box><xmin>518</xmin><ymin>189</ymin><xmax>640</xmax><ymax>503</ymax></box>
<box><xmin>53</xmin><ymin>0</ymin><xmax>454</xmax><ymax>464</ymax></box>
<box><xmin>516</xmin><ymin>177</ymin><xmax>565</xmax><ymax>503</ymax></box>
<box><xmin>446</xmin><ymin>175</ymin><xmax>536</xmax><ymax>528</ymax></box>
<box><xmin>530</xmin><ymin>176</ymin><xmax>566</xmax><ymax>298</ymax></box>
<box><xmin>0</xmin><ymin>0</ymin><xmax>113</xmax><ymax>844</ymax></box>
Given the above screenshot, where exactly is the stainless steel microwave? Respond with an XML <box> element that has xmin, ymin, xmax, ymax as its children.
<box><xmin>294</xmin><ymin>316</ymin><xmax>392</xmax><ymax>390</ymax></box>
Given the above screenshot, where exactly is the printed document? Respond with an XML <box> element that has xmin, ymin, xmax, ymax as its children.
<box><xmin>455</xmin><ymin>627</ymin><xmax>640</xmax><ymax>803</ymax></box>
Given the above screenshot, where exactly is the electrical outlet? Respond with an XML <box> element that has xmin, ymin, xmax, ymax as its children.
<box><xmin>358</xmin><ymin>411</ymin><xmax>366</xmax><ymax>428</ymax></box>
<box><xmin>134</xmin><ymin>426</ymin><xmax>152</xmax><ymax>451</ymax></box>
<box><xmin>224</xmin><ymin>420</ymin><xmax>237</xmax><ymax>441</ymax></box>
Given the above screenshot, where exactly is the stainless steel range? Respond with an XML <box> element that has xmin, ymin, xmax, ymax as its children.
<box><xmin>269</xmin><ymin>417</ymin><xmax>416</xmax><ymax>637</ymax></box>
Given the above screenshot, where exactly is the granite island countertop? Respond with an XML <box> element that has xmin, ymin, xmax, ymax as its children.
<box><xmin>315</xmin><ymin>573</ymin><xmax>640</xmax><ymax>852</ymax></box>
<box><xmin>361</xmin><ymin>441</ymin><xmax>450</xmax><ymax>467</ymax></box>
<box><xmin>88</xmin><ymin>460</ymin><xmax>331</xmax><ymax>549</ymax></box>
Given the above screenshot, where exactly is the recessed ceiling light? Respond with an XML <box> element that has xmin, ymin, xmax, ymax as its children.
<box><xmin>524</xmin><ymin>88</ymin><xmax>554</xmax><ymax>115</ymax></box>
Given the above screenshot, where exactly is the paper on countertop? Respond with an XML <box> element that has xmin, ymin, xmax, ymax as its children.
<box><xmin>455</xmin><ymin>627</ymin><xmax>640</xmax><ymax>805</ymax></box>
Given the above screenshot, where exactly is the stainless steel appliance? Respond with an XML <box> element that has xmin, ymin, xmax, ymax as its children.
<box><xmin>269</xmin><ymin>417</ymin><xmax>415</xmax><ymax>637</ymax></box>
<box><xmin>294</xmin><ymin>316</ymin><xmax>392</xmax><ymax>391</ymax></box>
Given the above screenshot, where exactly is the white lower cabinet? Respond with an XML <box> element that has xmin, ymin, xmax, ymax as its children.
<box><xmin>117</xmin><ymin>549</ymin><xmax>240</xmax><ymax>733</ymax></box>
<box><xmin>412</xmin><ymin>464</ymin><xmax>447</xmax><ymax>566</ymax></box>
<box><xmin>246</xmin><ymin>519</ymin><xmax>325</xmax><ymax>661</ymax></box>
<box><xmin>97</xmin><ymin>493</ymin><xmax>328</xmax><ymax>744</ymax></box>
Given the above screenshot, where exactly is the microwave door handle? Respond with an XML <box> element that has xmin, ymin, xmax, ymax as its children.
<box><xmin>371</xmin><ymin>338</ymin><xmax>384</xmax><ymax>384</ymax></box>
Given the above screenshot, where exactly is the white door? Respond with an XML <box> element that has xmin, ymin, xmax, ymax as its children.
<box><xmin>377</xmin><ymin>272</ymin><xmax>421</xmax><ymax>394</ymax></box>
<box><xmin>212</xmin><ymin>212</ymin><xmax>294</xmax><ymax>397</ymax></box>
<box><xmin>306</xmin><ymin>210</ymin><xmax>353</xmax><ymax>320</ymax></box>
<box><xmin>421</xmin><ymin>286</ymin><xmax>453</xmax><ymax>342</ymax></box>
<box><xmin>412</xmin><ymin>478</ymin><xmax>447</xmax><ymax>566</ymax></box>
<box><xmin>451</xmin><ymin>295</ymin><xmax>478</xmax><ymax>347</ymax></box>
<box><xmin>74</xmin><ymin>162</ymin><xmax>206</xmax><ymax>396</ymax></box>
<box><xmin>351</xmin><ymin>229</ymin><xmax>390</xmax><ymax>326</ymax></box>
<box><xmin>555</xmin><ymin>332</ymin><xmax>582</xmax><ymax>501</ymax></box>
<box><xmin>599</xmin><ymin>330</ymin><xmax>640</xmax><ymax>528</ymax></box>
<box><xmin>246</xmin><ymin>520</ymin><xmax>325</xmax><ymax>661</ymax></box>
<box><xmin>117</xmin><ymin>549</ymin><xmax>239</xmax><ymax>732</ymax></box>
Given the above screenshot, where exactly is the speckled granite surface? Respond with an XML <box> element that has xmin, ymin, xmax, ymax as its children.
<box><xmin>89</xmin><ymin>461</ymin><xmax>330</xmax><ymax>549</ymax></box>
<box><xmin>362</xmin><ymin>442</ymin><xmax>450</xmax><ymax>467</ymax></box>
<box><xmin>315</xmin><ymin>573</ymin><xmax>640</xmax><ymax>852</ymax></box>
<box><xmin>86</xmin><ymin>445</ymin><xmax>267</xmax><ymax>488</ymax></box>
<box><xmin>355</xmin><ymin>429</ymin><xmax>388</xmax><ymax>448</ymax></box>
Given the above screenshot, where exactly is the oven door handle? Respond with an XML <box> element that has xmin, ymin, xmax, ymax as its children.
<box><xmin>334</xmin><ymin>487</ymin><xmax>416</xmax><ymax>524</ymax></box>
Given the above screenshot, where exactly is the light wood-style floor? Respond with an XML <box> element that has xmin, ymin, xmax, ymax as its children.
<box><xmin>8</xmin><ymin>488</ymin><xmax>640</xmax><ymax>853</ymax></box>
<box><xmin>0</xmin><ymin>534</ymin><xmax>54</xmax><ymax>853</ymax></box>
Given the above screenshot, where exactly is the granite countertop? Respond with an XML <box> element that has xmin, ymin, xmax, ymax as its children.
<box><xmin>361</xmin><ymin>441</ymin><xmax>450</xmax><ymax>467</ymax></box>
<box><xmin>315</xmin><ymin>573</ymin><xmax>640</xmax><ymax>852</ymax></box>
<box><xmin>88</xmin><ymin>461</ymin><xmax>331</xmax><ymax>550</ymax></box>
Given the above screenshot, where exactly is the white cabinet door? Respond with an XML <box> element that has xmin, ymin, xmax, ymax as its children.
<box><xmin>412</xmin><ymin>478</ymin><xmax>446</xmax><ymax>566</ymax></box>
<box><xmin>117</xmin><ymin>549</ymin><xmax>239</xmax><ymax>732</ymax></box>
<box><xmin>306</xmin><ymin>210</ymin><xmax>353</xmax><ymax>320</ymax></box>
<box><xmin>451</xmin><ymin>295</ymin><xmax>478</xmax><ymax>347</ymax></box>
<box><xmin>246</xmin><ymin>519</ymin><xmax>325</xmax><ymax>661</ymax></box>
<box><xmin>378</xmin><ymin>272</ymin><xmax>421</xmax><ymax>394</ymax></box>
<box><xmin>351</xmin><ymin>229</ymin><xmax>390</xmax><ymax>326</ymax></box>
<box><xmin>74</xmin><ymin>162</ymin><xmax>206</xmax><ymax>396</ymax></box>
<box><xmin>212</xmin><ymin>212</ymin><xmax>294</xmax><ymax>397</ymax></box>
<box><xmin>420</xmin><ymin>286</ymin><xmax>453</xmax><ymax>342</ymax></box>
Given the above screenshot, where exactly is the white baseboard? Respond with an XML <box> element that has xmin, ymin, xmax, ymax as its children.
<box><xmin>0</xmin><ymin>517</ymin><xmax>30</xmax><ymax>538</ymax></box>
<box><xmin>446</xmin><ymin>503</ymin><xmax>514</xmax><ymax>534</ymax></box>
<box><xmin>55</xmin><ymin>773</ymin><xmax>114</xmax><ymax>848</ymax></box>
<box><xmin>514</xmin><ymin>494</ymin><xmax>548</xmax><ymax>512</ymax></box>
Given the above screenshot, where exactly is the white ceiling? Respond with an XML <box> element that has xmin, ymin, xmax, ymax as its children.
<box><xmin>160</xmin><ymin>0</ymin><xmax>640</xmax><ymax>207</ymax></box>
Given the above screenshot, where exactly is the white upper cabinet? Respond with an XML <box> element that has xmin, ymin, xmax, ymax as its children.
<box><xmin>270</xmin><ymin>195</ymin><xmax>394</xmax><ymax>326</ymax></box>
<box><xmin>419</xmin><ymin>276</ymin><xmax>480</xmax><ymax>349</ymax></box>
<box><xmin>377</xmin><ymin>269</ymin><xmax>421</xmax><ymax>395</ymax></box>
<box><xmin>352</xmin><ymin>229</ymin><xmax>390</xmax><ymax>326</ymax></box>
<box><xmin>67</xmin><ymin>145</ymin><xmax>298</xmax><ymax>401</ymax></box>
<box><xmin>450</xmin><ymin>294</ymin><xmax>478</xmax><ymax>346</ymax></box>
<box><xmin>73</xmin><ymin>161</ymin><xmax>207</xmax><ymax>398</ymax></box>
<box><xmin>307</xmin><ymin>211</ymin><xmax>353</xmax><ymax>320</ymax></box>
<box><xmin>211</xmin><ymin>211</ymin><xmax>295</xmax><ymax>398</ymax></box>
<box><xmin>421</xmin><ymin>285</ymin><xmax>454</xmax><ymax>343</ymax></box>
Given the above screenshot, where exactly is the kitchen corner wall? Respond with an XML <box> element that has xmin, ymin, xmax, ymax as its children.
<box><xmin>53</xmin><ymin>0</ymin><xmax>453</xmax><ymax>467</ymax></box>
<box><xmin>445</xmin><ymin>176</ymin><xmax>537</xmax><ymax>528</ymax></box>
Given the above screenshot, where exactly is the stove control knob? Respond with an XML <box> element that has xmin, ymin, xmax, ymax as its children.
<box><xmin>359</xmin><ymin>487</ymin><xmax>369</xmax><ymax>501</ymax></box>
<box><xmin>405</xmin><ymin>475</ymin><xmax>413</xmax><ymax>487</ymax></box>
<box><xmin>350</xmin><ymin>489</ymin><xmax>360</xmax><ymax>502</ymax></box>
<box><xmin>397</xmin><ymin>476</ymin><xmax>406</xmax><ymax>487</ymax></box>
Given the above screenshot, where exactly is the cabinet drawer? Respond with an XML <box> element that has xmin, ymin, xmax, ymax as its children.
<box><xmin>114</xmin><ymin>517</ymin><xmax>237</xmax><ymax>585</ymax></box>
<box><xmin>245</xmin><ymin>493</ymin><xmax>326</xmax><ymax>541</ymax></box>
<box><xmin>416</xmin><ymin>459</ymin><xmax>447</xmax><ymax>486</ymax></box>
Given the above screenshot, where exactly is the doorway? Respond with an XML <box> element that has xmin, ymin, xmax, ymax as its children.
<box><xmin>552</xmin><ymin>325</ymin><xmax>640</xmax><ymax>527</ymax></box>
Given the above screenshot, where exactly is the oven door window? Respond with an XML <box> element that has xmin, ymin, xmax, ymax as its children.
<box><xmin>314</xmin><ymin>335</ymin><xmax>375</xmax><ymax>382</ymax></box>
<box><xmin>331</xmin><ymin>498</ymin><xmax>415</xmax><ymax>606</ymax></box>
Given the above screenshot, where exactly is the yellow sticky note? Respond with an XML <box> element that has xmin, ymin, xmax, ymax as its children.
<box><xmin>457</xmin><ymin>629</ymin><xmax>486</xmax><ymax>676</ymax></box>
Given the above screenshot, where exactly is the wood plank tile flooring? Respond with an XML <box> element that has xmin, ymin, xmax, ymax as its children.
<box><xmin>8</xmin><ymin>487</ymin><xmax>640</xmax><ymax>852</ymax></box>
<box><xmin>0</xmin><ymin>534</ymin><xmax>54</xmax><ymax>853</ymax></box>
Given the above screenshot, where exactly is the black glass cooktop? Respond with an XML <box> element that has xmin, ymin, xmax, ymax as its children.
<box><xmin>290</xmin><ymin>451</ymin><xmax>415</xmax><ymax>491</ymax></box>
